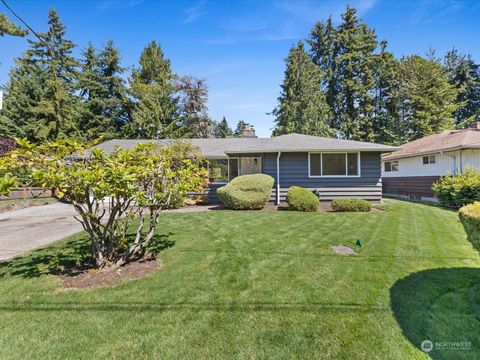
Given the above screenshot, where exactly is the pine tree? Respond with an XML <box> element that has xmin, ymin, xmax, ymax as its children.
<box><xmin>0</xmin><ymin>13</ymin><xmax>27</xmax><ymax>37</ymax></box>
<box><xmin>1</xmin><ymin>9</ymin><xmax>78</xmax><ymax>142</ymax></box>
<box><xmin>272</xmin><ymin>41</ymin><xmax>332</xmax><ymax>137</ymax></box>
<box><xmin>78</xmin><ymin>41</ymin><xmax>127</xmax><ymax>140</ymax></box>
<box><xmin>177</xmin><ymin>76</ymin><xmax>211</xmax><ymax>138</ymax></box>
<box><xmin>308</xmin><ymin>6</ymin><xmax>394</xmax><ymax>142</ymax></box>
<box><xmin>127</xmin><ymin>41</ymin><xmax>178</xmax><ymax>139</ymax></box>
<box><xmin>0</xmin><ymin>58</ymin><xmax>46</xmax><ymax>138</ymax></box>
<box><xmin>392</xmin><ymin>55</ymin><xmax>460</xmax><ymax>142</ymax></box>
<box><xmin>234</xmin><ymin>120</ymin><xmax>246</xmax><ymax>137</ymax></box>
<box><xmin>444</xmin><ymin>49</ymin><xmax>480</xmax><ymax>126</ymax></box>
<box><xmin>370</xmin><ymin>41</ymin><xmax>399</xmax><ymax>144</ymax></box>
<box><xmin>213</xmin><ymin>116</ymin><xmax>233</xmax><ymax>138</ymax></box>
<box><xmin>100</xmin><ymin>40</ymin><xmax>129</xmax><ymax>134</ymax></box>
<box><xmin>26</xmin><ymin>9</ymin><xmax>80</xmax><ymax>141</ymax></box>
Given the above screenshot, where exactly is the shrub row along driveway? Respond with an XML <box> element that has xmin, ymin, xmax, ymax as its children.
<box><xmin>0</xmin><ymin>200</ymin><xmax>479</xmax><ymax>359</ymax></box>
<box><xmin>0</xmin><ymin>203</ymin><xmax>83</xmax><ymax>261</ymax></box>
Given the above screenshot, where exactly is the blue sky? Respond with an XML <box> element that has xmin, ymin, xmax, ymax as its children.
<box><xmin>1</xmin><ymin>0</ymin><xmax>479</xmax><ymax>137</ymax></box>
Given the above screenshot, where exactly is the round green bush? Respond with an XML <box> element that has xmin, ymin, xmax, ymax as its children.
<box><xmin>459</xmin><ymin>202</ymin><xmax>480</xmax><ymax>252</ymax></box>
<box><xmin>433</xmin><ymin>168</ymin><xmax>480</xmax><ymax>208</ymax></box>
<box><xmin>331</xmin><ymin>198</ymin><xmax>371</xmax><ymax>212</ymax></box>
<box><xmin>217</xmin><ymin>174</ymin><xmax>274</xmax><ymax>210</ymax></box>
<box><xmin>286</xmin><ymin>186</ymin><xmax>319</xmax><ymax>212</ymax></box>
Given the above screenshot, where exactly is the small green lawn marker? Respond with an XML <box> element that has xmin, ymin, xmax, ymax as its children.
<box><xmin>355</xmin><ymin>239</ymin><xmax>362</xmax><ymax>252</ymax></box>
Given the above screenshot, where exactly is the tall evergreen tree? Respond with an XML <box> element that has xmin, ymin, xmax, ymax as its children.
<box><xmin>308</xmin><ymin>6</ymin><xmax>394</xmax><ymax>141</ymax></box>
<box><xmin>177</xmin><ymin>76</ymin><xmax>211</xmax><ymax>138</ymax></box>
<box><xmin>444</xmin><ymin>49</ymin><xmax>480</xmax><ymax>126</ymax></box>
<box><xmin>0</xmin><ymin>13</ymin><xmax>27</xmax><ymax>37</ymax></box>
<box><xmin>0</xmin><ymin>58</ymin><xmax>46</xmax><ymax>138</ymax></box>
<box><xmin>27</xmin><ymin>9</ymin><xmax>79</xmax><ymax>141</ymax></box>
<box><xmin>78</xmin><ymin>41</ymin><xmax>127</xmax><ymax>140</ymax></box>
<box><xmin>1</xmin><ymin>9</ymin><xmax>79</xmax><ymax>142</ymax></box>
<box><xmin>213</xmin><ymin>116</ymin><xmax>233</xmax><ymax>138</ymax></box>
<box><xmin>272</xmin><ymin>41</ymin><xmax>332</xmax><ymax>137</ymax></box>
<box><xmin>392</xmin><ymin>55</ymin><xmax>460</xmax><ymax>143</ymax></box>
<box><xmin>127</xmin><ymin>41</ymin><xmax>178</xmax><ymax>139</ymax></box>
<box><xmin>370</xmin><ymin>41</ymin><xmax>399</xmax><ymax>144</ymax></box>
<box><xmin>234</xmin><ymin>120</ymin><xmax>246</xmax><ymax>137</ymax></box>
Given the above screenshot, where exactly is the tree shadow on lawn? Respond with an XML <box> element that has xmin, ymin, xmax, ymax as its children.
<box><xmin>390</xmin><ymin>267</ymin><xmax>480</xmax><ymax>359</ymax></box>
<box><xmin>0</xmin><ymin>233</ymin><xmax>175</xmax><ymax>279</ymax></box>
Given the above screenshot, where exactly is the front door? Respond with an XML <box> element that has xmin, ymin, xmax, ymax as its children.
<box><xmin>240</xmin><ymin>157</ymin><xmax>262</xmax><ymax>175</ymax></box>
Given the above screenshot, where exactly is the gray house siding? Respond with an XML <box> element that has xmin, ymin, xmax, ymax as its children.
<box><xmin>263</xmin><ymin>152</ymin><xmax>382</xmax><ymax>202</ymax></box>
<box><xmin>193</xmin><ymin>151</ymin><xmax>383</xmax><ymax>203</ymax></box>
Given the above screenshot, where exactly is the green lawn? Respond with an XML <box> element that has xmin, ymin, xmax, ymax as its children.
<box><xmin>0</xmin><ymin>199</ymin><xmax>479</xmax><ymax>359</ymax></box>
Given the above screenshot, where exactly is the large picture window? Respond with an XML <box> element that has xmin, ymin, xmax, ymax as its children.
<box><xmin>208</xmin><ymin>159</ymin><xmax>229</xmax><ymax>183</ymax></box>
<box><xmin>309</xmin><ymin>152</ymin><xmax>360</xmax><ymax>177</ymax></box>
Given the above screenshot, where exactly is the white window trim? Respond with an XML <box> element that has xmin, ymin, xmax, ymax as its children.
<box><xmin>385</xmin><ymin>160</ymin><xmax>399</xmax><ymax>172</ymax></box>
<box><xmin>422</xmin><ymin>155</ymin><xmax>436</xmax><ymax>165</ymax></box>
<box><xmin>308</xmin><ymin>152</ymin><xmax>361</xmax><ymax>178</ymax></box>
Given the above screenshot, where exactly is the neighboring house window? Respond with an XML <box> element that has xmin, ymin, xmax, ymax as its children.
<box><xmin>309</xmin><ymin>152</ymin><xmax>360</xmax><ymax>177</ymax></box>
<box><xmin>423</xmin><ymin>155</ymin><xmax>436</xmax><ymax>165</ymax></box>
<box><xmin>208</xmin><ymin>159</ymin><xmax>229</xmax><ymax>182</ymax></box>
<box><xmin>384</xmin><ymin>161</ymin><xmax>398</xmax><ymax>172</ymax></box>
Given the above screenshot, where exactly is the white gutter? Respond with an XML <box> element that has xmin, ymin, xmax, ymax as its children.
<box><xmin>226</xmin><ymin>147</ymin><xmax>398</xmax><ymax>154</ymax></box>
<box><xmin>276</xmin><ymin>152</ymin><xmax>281</xmax><ymax>205</ymax></box>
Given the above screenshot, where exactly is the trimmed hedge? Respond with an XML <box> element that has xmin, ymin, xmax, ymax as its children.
<box><xmin>459</xmin><ymin>202</ymin><xmax>480</xmax><ymax>252</ymax></box>
<box><xmin>217</xmin><ymin>174</ymin><xmax>274</xmax><ymax>210</ymax></box>
<box><xmin>331</xmin><ymin>199</ymin><xmax>371</xmax><ymax>212</ymax></box>
<box><xmin>286</xmin><ymin>186</ymin><xmax>319</xmax><ymax>212</ymax></box>
<box><xmin>433</xmin><ymin>168</ymin><xmax>480</xmax><ymax>208</ymax></box>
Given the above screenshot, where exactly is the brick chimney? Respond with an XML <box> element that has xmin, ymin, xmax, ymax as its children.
<box><xmin>242</xmin><ymin>123</ymin><xmax>257</xmax><ymax>138</ymax></box>
<box><xmin>469</xmin><ymin>121</ymin><xmax>480</xmax><ymax>129</ymax></box>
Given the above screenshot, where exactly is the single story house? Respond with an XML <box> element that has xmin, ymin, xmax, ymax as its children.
<box><xmin>382</xmin><ymin>122</ymin><xmax>480</xmax><ymax>202</ymax></box>
<box><xmin>96</xmin><ymin>133</ymin><xmax>397</xmax><ymax>204</ymax></box>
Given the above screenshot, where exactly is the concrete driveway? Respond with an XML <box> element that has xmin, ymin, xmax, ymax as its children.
<box><xmin>0</xmin><ymin>202</ymin><xmax>83</xmax><ymax>261</ymax></box>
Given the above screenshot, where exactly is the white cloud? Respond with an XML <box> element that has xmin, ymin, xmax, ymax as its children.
<box><xmin>182</xmin><ymin>1</ymin><xmax>208</xmax><ymax>24</ymax></box>
<box><xmin>96</xmin><ymin>0</ymin><xmax>143</xmax><ymax>13</ymax></box>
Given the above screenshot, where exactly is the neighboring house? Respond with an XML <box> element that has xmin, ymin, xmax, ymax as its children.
<box><xmin>382</xmin><ymin>122</ymin><xmax>480</xmax><ymax>202</ymax></box>
<box><xmin>96</xmin><ymin>132</ymin><xmax>397</xmax><ymax>204</ymax></box>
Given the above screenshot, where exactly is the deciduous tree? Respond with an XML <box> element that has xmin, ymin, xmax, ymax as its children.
<box><xmin>392</xmin><ymin>55</ymin><xmax>460</xmax><ymax>142</ymax></box>
<box><xmin>177</xmin><ymin>76</ymin><xmax>212</xmax><ymax>138</ymax></box>
<box><xmin>0</xmin><ymin>139</ymin><xmax>208</xmax><ymax>268</ymax></box>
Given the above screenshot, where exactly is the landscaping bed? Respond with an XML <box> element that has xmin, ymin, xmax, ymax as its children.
<box><xmin>61</xmin><ymin>259</ymin><xmax>161</xmax><ymax>289</ymax></box>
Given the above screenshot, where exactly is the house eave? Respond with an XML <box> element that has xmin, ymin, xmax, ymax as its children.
<box><xmin>382</xmin><ymin>145</ymin><xmax>480</xmax><ymax>161</ymax></box>
<box><xmin>225</xmin><ymin>147</ymin><xmax>398</xmax><ymax>155</ymax></box>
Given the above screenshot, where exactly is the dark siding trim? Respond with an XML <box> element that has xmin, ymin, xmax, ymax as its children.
<box><xmin>382</xmin><ymin>176</ymin><xmax>440</xmax><ymax>197</ymax></box>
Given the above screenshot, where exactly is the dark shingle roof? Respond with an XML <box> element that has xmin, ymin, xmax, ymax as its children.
<box><xmin>96</xmin><ymin>133</ymin><xmax>398</xmax><ymax>158</ymax></box>
<box><xmin>382</xmin><ymin>129</ymin><xmax>480</xmax><ymax>161</ymax></box>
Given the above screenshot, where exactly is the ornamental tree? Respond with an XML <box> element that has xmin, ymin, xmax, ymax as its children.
<box><xmin>0</xmin><ymin>139</ymin><xmax>208</xmax><ymax>268</ymax></box>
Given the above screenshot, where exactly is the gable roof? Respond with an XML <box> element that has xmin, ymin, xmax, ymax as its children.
<box><xmin>96</xmin><ymin>133</ymin><xmax>398</xmax><ymax>159</ymax></box>
<box><xmin>382</xmin><ymin>129</ymin><xmax>480</xmax><ymax>161</ymax></box>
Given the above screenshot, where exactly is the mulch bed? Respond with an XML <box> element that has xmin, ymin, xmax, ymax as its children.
<box><xmin>60</xmin><ymin>259</ymin><xmax>161</xmax><ymax>289</ymax></box>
